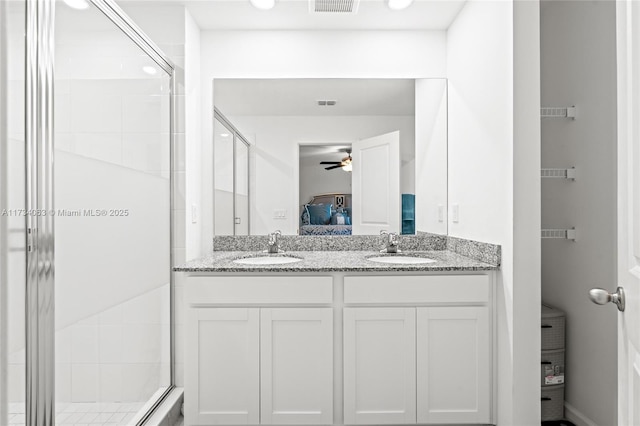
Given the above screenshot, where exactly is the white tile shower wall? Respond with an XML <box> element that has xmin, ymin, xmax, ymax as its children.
<box><xmin>15</xmin><ymin>284</ymin><xmax>171</xmax><ymax>404</ymax></box>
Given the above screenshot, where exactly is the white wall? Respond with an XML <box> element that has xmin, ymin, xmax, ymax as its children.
<box><xmin>447</xmin><ymin>0</ymin><xmax>540</xmax><ymax>424</ymax></box>
<box><xmin>201</xmin><ymin>30</ymin><xmax>446</xmax><ymax>79</ymax></box>
<box><xmin>415</xmin><ymin>79</ymin><xmax>447</xmax><ymax>235</ymax></box>
<box><xmin>227</xmin><ymin>115</ymin><xmax>415</xmax><ymax>234</ymax></box>
<box><xmin>185</xmin><ymin>11</ymin><xmax>202</xmax><ymax>260</ymax></box>
<box><xmin>540</xmin><ymin>2</ymin><xmax>617</xmax><ymax>425</ymax></box>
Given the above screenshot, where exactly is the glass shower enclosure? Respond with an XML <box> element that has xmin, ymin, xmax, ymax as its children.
<box><xmin>1</xmin><ymin>1</ymin><xmax>175</xmax><ymax>425</ymax></box>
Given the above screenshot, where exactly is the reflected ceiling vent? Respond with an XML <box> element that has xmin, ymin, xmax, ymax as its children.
<box><xmin>310</xmin><ymin>0</ymin><xmax>360</xmax><ymax>14</ymax></box>
<box><xmin>317</xmin><ymin>100</ymin><xmax>337</xmax><ymax>106</ymax></box>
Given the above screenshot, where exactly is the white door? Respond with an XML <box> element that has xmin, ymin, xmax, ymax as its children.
<box><xmin>185</xmin><ymin>308</ymin><xmax>260</xmax><ymax>425</ymax></box>
<box><xmin>351</xmin><ymin>131</ymin><xmax>401</xmax><ymax>235</ymax></box>
<box><xmin>416</xmin><ymin>307</ymin><xmax>490</xmax><ymax>424</ymax></box>
<box><xmin>616</xmin><ymin>1</ymin><xmax>640</xmax><ymax>423</ymax></box>
<box><xmin>260</xmin><ymin>308</ymin><xmax>333</xmax><ymax>425</ymax></box>
<box><xmin>343</xmin><ymin>307</ymin><xmax>416</xmax><ymax>425</ymax></box>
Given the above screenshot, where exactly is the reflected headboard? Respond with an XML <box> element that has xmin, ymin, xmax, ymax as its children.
<box><xmin>304</xmin><ymin>193</ymin><xmax>352</xmax><ymax>210</ymax></box>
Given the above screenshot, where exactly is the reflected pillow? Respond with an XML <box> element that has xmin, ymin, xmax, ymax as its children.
<box><xmin>306</xmin><ymin>204</ymin><xmax>332</xmax><ymax>225</ymax></box>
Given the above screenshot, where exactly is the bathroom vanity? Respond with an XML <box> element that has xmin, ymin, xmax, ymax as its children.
<box><xmin>176</xmin><ymin>236</ymin><xmax>499</xmax><ymax>426</ymax></box>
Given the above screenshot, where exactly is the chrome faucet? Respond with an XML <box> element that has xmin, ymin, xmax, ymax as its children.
<box><xmin>380</xmin><ymin>230</ymin><xmax>399</xmax><ymax>253</ymax></box>
<box><xmin>267</xmin><ymin>230</ymin><xmax>282</xmax><ymax>253</ymax></box>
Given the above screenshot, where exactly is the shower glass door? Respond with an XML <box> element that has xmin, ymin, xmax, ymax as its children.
<box><xmin>53</xmin><ymin>1</ymin><xmax>171</xmax><ymax>424</ymax></box>
<box><xmin>234</xmin><ymin>140</ymin><xmax>249</xmax><ymax>235</ymax></box>
<box><xmin>213</xmin><ymin>110</ymin><xmax>250</xmax><ymax>236</ymax></box>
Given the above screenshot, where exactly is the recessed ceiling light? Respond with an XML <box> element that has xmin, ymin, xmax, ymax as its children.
<box><xmin>142</xmin><ymin>66</ymin><xmax>158</xmax><ymax>75</ymax></box>
<box><xmin>63</xmin><ymin>0</ymin><xmax>90</xmax><ymax>10</ymax></box>
<box><xmin>220</xmin><ymin>133</ymin><xmax>230</xmax><ymax>138</ymax></box>
<box><xmin>387</xmin><ymin>0</ymin><xmax>413</xmax><ymax>10</ymax></box>
<box><xmin>250</xmin><ymin>0</ymin><xmax>275</xmax><ymax>10</ymax></box>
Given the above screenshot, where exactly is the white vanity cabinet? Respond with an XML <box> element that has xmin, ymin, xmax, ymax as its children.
<box><xmin>184</xmin><ymin>272</ymin><xmax>494</xmax><ymax>426</ymax></box>
<box><xmin>343</xmin><ymin>275</ymin><xmax>492</xmax><ymax>425</ymax></box>
<box><xmin>185</xmin><ymin>276</ymin><xmax>334</xmax><ymax>426</ymax></box>
<box><xmin>343</xmin><ymin>308</ymin><xmax>417</xmax><ymax>425</ymax></box>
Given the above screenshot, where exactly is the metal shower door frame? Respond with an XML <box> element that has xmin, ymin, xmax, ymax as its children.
<box><xmin>25</xmin><ymin>0</ymin><xmax>176</xmax><ymax>424</ymax></box>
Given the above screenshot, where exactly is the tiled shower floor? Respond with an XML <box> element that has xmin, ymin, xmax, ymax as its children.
<box><xmin>8</xmin><ymin>402</ymin><xmax>145</xmax><ymax>425</ymax></box>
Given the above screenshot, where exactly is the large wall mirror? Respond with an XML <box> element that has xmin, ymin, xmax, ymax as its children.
<box><xmin>213</xmin><ymin>78</ymin><xmax>447</xmax><ymax>236</ymax></box>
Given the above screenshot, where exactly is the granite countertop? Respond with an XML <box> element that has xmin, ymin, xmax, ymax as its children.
<box><xmin>174</xmin><ymin>249</ymin><xmax>499</xmax><ymax>273</ymax></box>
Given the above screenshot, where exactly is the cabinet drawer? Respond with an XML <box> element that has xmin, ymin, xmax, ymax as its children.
<box><xmin>541</xmin><ymin>316</ymin><xmax>565</xmax><ymax>350</ymax></box>
<box><xmin>344</xmin><ymin>275</ymin><xmax>489</xmax><ymax>304</ymax></box>
<box><xmin>185</xmin><ymin>275</ymin><xmax>333</xmax><ymax>305</ymax></box>
<box><xmin>541</xmin><ymin>350</ymin><xmax>565</xmax><ymax>387</ymax></box>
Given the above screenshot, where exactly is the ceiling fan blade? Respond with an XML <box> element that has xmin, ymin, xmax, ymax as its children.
<box><xmin>325</xmin><ymin>165</ymin><xmax>343</xmax><ymax>170</ymax></box>
<box><xmin>320</xmin><ymin>161</ymin><xmax>341</xmax><ymax>165</ymax></box>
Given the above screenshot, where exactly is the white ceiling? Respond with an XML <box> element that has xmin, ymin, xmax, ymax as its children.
<box><xmin>214</xmin><ymin>78</ymin><xmax>415</xmax><ymax>116</ymax></box>
<box><xmin>118</xmin><ymin>0</ymin><xmax>466</xmax><ymax>31</ymax></box>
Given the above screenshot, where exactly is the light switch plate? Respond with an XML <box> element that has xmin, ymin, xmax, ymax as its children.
<box><xmin>191</xmin><ymin>204</ymin><xmax>198</xmax><ymax>224</ymax></box>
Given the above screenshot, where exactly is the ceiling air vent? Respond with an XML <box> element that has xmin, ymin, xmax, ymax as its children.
<box><xmin>317</xmin><ymin>100</ymin><xmax>337</xmax><ymax>106</ymax></box>
<box><xmin>310</xmin><ymin>0</ymin><xmax>360</xmax><ymax>14</ymax></box>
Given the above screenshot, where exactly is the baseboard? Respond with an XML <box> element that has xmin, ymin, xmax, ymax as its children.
<box><xmin>565</xmin><ymin>402</ymin><xmax>598</xmax><ymax>426</ymax></box>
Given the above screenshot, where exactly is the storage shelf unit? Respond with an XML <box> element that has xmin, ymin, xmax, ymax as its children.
<box><xmin>541</xmin><ymin>304</ymin><xmax>566</xmax><ymax>422</ymax></box>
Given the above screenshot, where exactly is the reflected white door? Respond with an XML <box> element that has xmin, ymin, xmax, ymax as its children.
<box><xmin>351</xmin><ymin>131</ymin><xmax>400</xmax><ymax>235</ymax></box>
<box><xmin>617</xmin><ymin>1</ymin><xmax>640</xmax><ymax>423</ymax></box>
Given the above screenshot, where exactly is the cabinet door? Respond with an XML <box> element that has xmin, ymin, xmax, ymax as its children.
<box><xmin>344</xmin><ymin>308</ymin><xmax>416</xmax><ymax>425</ymax></box>
<box><xmin>416</xmin><ymin>307</ymin><xmax>490</xmax><ymax>424</ymax></box>
<box><xmin>260</xmin><ymin>308</ymin><xmax>333</xmax><ymax>425</ymax></box>
<box><xmin>185</xmin><ymin>308</ymin><xmax>260</xmax><ymax>425</ymax></box>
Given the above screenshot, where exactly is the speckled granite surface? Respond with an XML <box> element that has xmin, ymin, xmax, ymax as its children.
<box><xmin>174</xmin><ymin>250</ymin><xmax>498</xmax><ymax>273</ymax></box>
<box><xmin>446</xmin><ymin>235</ymin><xmax>501</xmax><ymax>266</ymax></box>
<box><xmin>212</xmin><ymin>234</ymin><xmax>448</xmax><ymax>252</ymax></box>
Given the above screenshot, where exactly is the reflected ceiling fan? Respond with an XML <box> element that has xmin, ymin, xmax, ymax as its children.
<box><xmin>320</xmin><ymin>149</ymin><xmax>352</xmax><ymax>172</ymax></box>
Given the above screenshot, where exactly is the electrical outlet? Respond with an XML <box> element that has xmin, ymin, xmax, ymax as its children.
<box><xmin>452</xmin><ymin>204</ymin><xmax>459</xmax><ymax>223</ymax></box>
<box><xmin>273</xmin><ymin>209</ymin><xmax>287</xmax><ymax>219</ymax></box>
<box><xmin>438</xmin><ymin>205</ymin><xmax>444</xmax><ymax>222</ymax></box>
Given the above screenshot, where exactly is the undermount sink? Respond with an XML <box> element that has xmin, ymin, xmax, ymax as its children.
<box><xmin>367</xmin><ymin>255</ymin><xmax>437</xmax><ymax>265</ymax></box>
<box><xmin>233</xmin><ymin>255</ymin><xmax>302</xmax><ymax>265</ymax></box>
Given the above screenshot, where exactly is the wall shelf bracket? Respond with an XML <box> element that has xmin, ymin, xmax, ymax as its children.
<box><xmin>541</xmin><ymin>106</ymin><xmax>577</xmax><ymax>119</ymax></box>
<box><xmin>541</xmin><ymin>167</ymin><xmax>576</xmax><ymax>180</ymax></box>
<box><xmin>541</xmin><ymin>228</ymin><xmax>577</xmax><ymax>241</ymax></box>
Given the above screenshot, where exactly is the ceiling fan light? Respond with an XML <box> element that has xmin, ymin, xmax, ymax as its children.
<box><xmin>342</xmin><ymin>162</ymin><xmax>352</xmax><ymax>172</ymax></box>
<box><xmin>387</xmin><ymin>0</ymin><xmax>413</xmax><ymax>10</ymax></box>
<box><xmin>250</xmin><ymin>0</ymin><xmax>275</xmax><ymax>10</ymax></box>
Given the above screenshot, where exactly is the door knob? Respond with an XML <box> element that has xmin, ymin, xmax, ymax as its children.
<box><xmin>589</xmin><ymin>287</ymin><xmax>625</xmax><ymax>312</ymax></box>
